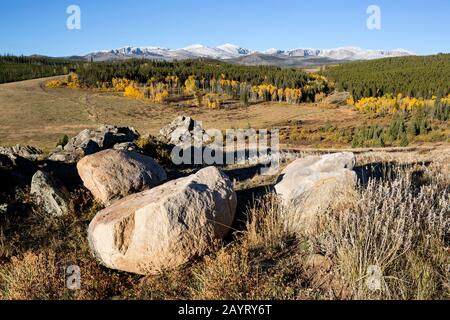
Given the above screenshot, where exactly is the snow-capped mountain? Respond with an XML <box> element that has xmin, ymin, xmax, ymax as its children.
<box><xmin>217</xmin><ymin>43</ymin><xmax>252</xmax><ymax>56</ymax></box>
<box><xmin>85</xmin><ymin>44</ymin><xmax>414</xmax><ymax>63</ymax></box>
<box><xmin>268</xmin><ymin>47</ymin><xmax>413</xmax><ymax>60</ymax></box>
<box><xmin>315</xmin><ymin>47</ymin><xmax>412</xmax><ymax>60</ymax></box>
<box><xmin>287</xmin><ymin>48</ymin><xmax>323</xmax><ymax>57</ymax></box>
<box><xmin>264</xmin><ymin>48</ymin><xmax>286</xmax><ymax>55</ymax></box>
<box><xmin>178</xmin><ymin>44</ymin><xmax>238</xmax><ymax>59</ymax></box>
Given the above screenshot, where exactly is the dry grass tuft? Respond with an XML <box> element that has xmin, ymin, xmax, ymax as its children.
<box><xmin>0</xmin><ymin>189</ymin><xmax>137</xmax><ymax>300</ymax></box>
<box><xmin>0</xmin><ymin>249</ymin><xmax>136</xmax><ymax>300</ymax></box>
<box><xmin>189</xmin><ymin>195</ymin><xmax>309</xmax><ymax>300</ymax></box>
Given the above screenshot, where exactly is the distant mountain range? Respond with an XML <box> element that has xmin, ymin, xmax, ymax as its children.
<box><xmin>84</xmin><ymin>44</ymin><xmax>414</xmax><ymax>67</ymax></box>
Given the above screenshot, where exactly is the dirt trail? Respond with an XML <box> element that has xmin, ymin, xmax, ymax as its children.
<box><xmin>79</xmin><ymin>93</ymin><xmax>101</xmax><ymax>123</ymax></box>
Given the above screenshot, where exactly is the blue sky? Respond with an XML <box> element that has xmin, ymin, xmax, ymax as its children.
<box><xmin>1</xmin><ymin>0</ymin><xmax>449</xmax><ymax>56</ymax></box>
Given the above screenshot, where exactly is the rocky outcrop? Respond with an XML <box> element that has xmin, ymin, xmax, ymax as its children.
<box><xmin>323</xmin><ymin>91</ymin><xmax>350</xmax><ymax>106</ymax></box>
<box><xmin>77</xmin><ymin>149</ymin><xmax>167</xmax><ymax>205</ymax></box>
<box><xmin>30</xmin><ymin>170</ymin><xmax>70</xmax><ymax>216</ymax></box>
<box><xmin>158</xmin><ymin>116</ymin><xmax>211</xmax><ymax>146</ymax></box>
<box><xmin>87</xmin><ymin>166</ymin><xmax>237</xmax><ymax>275</ymax></box>
<box><xmin>0</xmin><ymin>152</ymin><xmax>38</xmax><ymax>189</ymax></box>
<box><xmin>275</xmin><ymin>152</ymin><xmax>357</xmax><ymax>233</ymax></box>
<box><xmin>0</xmin><ymin>145</ymin><xmax>43</xmax><ymax>161</ymax></box>
<box><xmin>113</xmin><ymin>142</ymin><xmax>137</xmax><ymax>152</ymax></box>
<box><xmin>49</xmin><ymin>125</ymin><xmax>139</xmax><ymax>163</ymax></box>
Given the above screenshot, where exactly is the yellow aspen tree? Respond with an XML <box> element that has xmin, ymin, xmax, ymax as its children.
<box><xmin>184</xmin><ymin>76</ymin><xmax>197</xmax><ymax>95</ymax></box>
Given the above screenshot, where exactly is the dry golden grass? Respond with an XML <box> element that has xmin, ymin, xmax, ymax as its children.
<box><xmin>0</xmin><ymin>190</ymin><xmax>138</xmax><ymax>300</ymax></box>
<box><xmin>0</xmin><ymin>143</ymin><xmax>448</xmax><ymax>302</ymax></box>
<box><xmin>0</xmin><ymin>249</ymin><xmax>136</xmax><ymax>300</ymax></box>
<box><xmin>0</xmin><ymin>161</ymin><xmax>448</xmax><ymax>300</ymax></box>
<box><xmin>315</xmin><ymin>163</ymin><xmax>450</xmax><ymax>300</ymax></box>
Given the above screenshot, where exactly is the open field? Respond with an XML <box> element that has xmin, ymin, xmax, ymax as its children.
<box><xmin>0</xmin><ymin>76</ymin><xmax>363</xmax><ymax>151</ymax></box>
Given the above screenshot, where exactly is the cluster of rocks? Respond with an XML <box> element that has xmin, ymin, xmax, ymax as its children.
<box><xmin>158</xmin><ymin>115</ymin><xmax>211</xmax><ymax>146</ymax></box>
<box><xmin>83</xmin><ymin>150</ymin><xmax>357</xmax><ymax>274</ymax></box>
<box><xmin>49</xmin><ymin>125</ymin><xmax>139</xmax><ymax>163</ymax></box>
<box><xmin>1</xmin><ymin>116</ymin><xmax>359</xmax><ymax>276</ymax></box>
<box><xmin>88</xmin><ymin>166</ymin><xmax>236</xmax><ymax>275</ymax></box>
<box><xmin>1</xmin><ymin>147</ymin><xmax>41</xmax><ymax>216</ymax></box>
<box><xmin>0</xmin><ymin>145</ymin><xmax>43</xmax><ymax>161</ymax></box>
<box><xmin>75</xmin><ymin>147</ymin><xmax>236</xmax><ymax>274</ymax></box>
<box><xmin>0</xmin><ymin>119</ymin><xmax>239</xmax><ymax>275</ymax></box>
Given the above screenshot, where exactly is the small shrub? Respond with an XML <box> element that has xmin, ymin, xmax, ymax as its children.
<box><xmin>0</xmin><ymin>188</ymin><xmax>136</xmax><ymax>300</ymax></box>
<box><xmin>352</xmin><ymin>125</ymin><xmax>385</xmax><ymax>148</ymax></box>
<box><xmin>189</xmin><ymin>195</ymin><xmax>312</xmax><ymax>300</ymax></box>
<box><xmin>56</xmin><ymin>135</ymin><xmax>69</xmax><ymax>148</ymax></box>
<box><xmin>124</xmin><ymin>83</ymin><xmax>144</xmax><ymax>99</ymax></box>
<box><xmin>46</xmin><ymin>80</ymin><xmax>66</xmax><ymax>88</ymax></box>
<box><xmin>135</xmin><ymin>136</ymin><xmax>172</xmax><ymax>165</ymax></box>
<box><xmin>408</xmin><ymin>108</ymin><xmax>431</xmax><ymax>136</ymax></box>
<box><xmin>203</xmin><ymin>93</ymin><xmax>222</xmax><ymax>109</ymax></box>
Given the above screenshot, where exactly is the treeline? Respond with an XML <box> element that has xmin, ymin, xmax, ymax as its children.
<box><xmin>324</xmin><ymin>54</ymin><xmax>450</xmax><ymax>100</ymax></box>
<box><xmin>352</xmin><ymin>103</ymin><xmax>449</xmax><ymax>148</ymax></box>
<box><xmin>76</xmin><ymin>59</ymin><xmax>321</xmax><ymax>91</ymax></box>
<box><xmin>0</xmin><ymin>55</ymin><xmax>81</xmax><ymax>84</ymax></box>
<box><xmin>72</xmin><ymin>59</ymin><xmax>332</xmax><ymax>104</ymax></box>
<box><xmin>349</xmin><ymin>94</ymin><xmax>450</xmax><ymax>117</ymax></box>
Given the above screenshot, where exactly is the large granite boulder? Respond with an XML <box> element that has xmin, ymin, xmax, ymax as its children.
<box><xmin>49</xmin><ymin>125</ymin><xmax>139</xmax><ymax>163</ymax></box>
<box><xmin>275</xmin><ymin>152</ymin><xmax>357</xmax><ymax>233</ymax></box>
<box><xmin>30</xmin><ymin>170</ymin><xmax>70</xmax><ymax>216</ymax></box>
<box><xmin>77</xmin><ymin>149</ymin><xmax>167</xmax><ymax>205</ymax></box>
<box><xmin>88</xmin><ymin>166</ymin><xmax>237</xmax><ymax>275</ymax></box>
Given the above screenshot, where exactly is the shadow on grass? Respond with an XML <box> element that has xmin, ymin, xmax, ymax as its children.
<box><xmin>354</xmin><ymin>161</ymin><xmax>432</xmax><ymax>188</ymax></box>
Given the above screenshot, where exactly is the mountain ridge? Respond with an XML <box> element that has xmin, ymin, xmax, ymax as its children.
<box><xmin>84</xmin><ymin>44</ymin><xmax>414</xmax><ymax>65</ymax></box>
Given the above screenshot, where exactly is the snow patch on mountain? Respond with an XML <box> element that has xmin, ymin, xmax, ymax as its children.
<box><xmin>217</xmin><ymin>44</ymin><xmax>252</xmax><ymax>56</ymax></box>
<box><xmin>178</xmin><ymin>44</ymin><xmax>235</xmax><ymax>59</ymax></box>
<box><xmin>264</xmin><ymin>48</ymin><xmax>286</xmax><ymax>55</ymax></box>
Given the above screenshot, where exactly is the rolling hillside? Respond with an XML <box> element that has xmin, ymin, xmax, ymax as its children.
<box><xmin>324</xmin><ymin>54</ymin><xmax>450</xmax><ymax>99</ymax></box>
